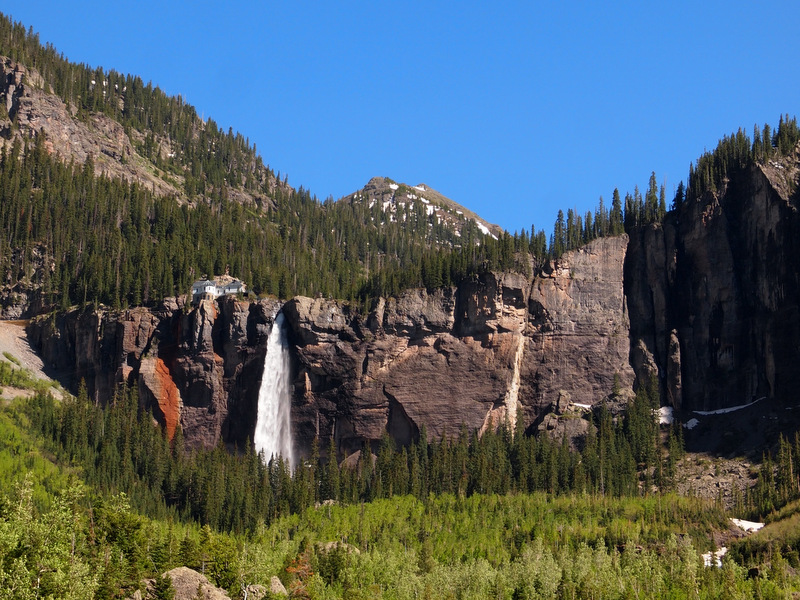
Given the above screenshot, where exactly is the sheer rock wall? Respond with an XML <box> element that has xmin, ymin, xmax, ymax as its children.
<box><xmin>26</xmin><ymin>148</ymin><xmax>800</xmax><ymax>455</ymax></box>
<box><xmin>626</xmin><ymin>155</ymin><xmax>800</xmax><ymax>411</ymax></box>
<box><xmin>28</xmin><ymin>235</ymin><xmax>634</xmax><ymax>456</ymax></box>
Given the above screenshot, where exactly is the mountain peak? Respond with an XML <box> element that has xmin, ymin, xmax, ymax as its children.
<box><xmin>347</xmin><ymin>177</ymin><xmax>501</xmax><ymax>239</ymax></box>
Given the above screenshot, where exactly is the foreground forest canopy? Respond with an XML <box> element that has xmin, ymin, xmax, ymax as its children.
<box><xmin>0</xmin><ymin>369</ymin><xmax>799</xmax><ymax>599</ymax></box>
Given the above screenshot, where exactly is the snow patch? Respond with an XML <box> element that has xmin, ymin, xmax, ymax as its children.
<box><xmin>475</xmin><ymin>221</ymin><xmax>499</xmax><ymax>240</ymax></box>
<box><xmin>389</xmin><ymin>183</ymin><xmax>399</xmax><ymax>190</ymax></box>
<box><xmin>369</xmin><ymin>200</ymin><xmax>376</xmax><ymax>209</ymax></box>
<box><xmin>702</xmin><ymin>520</ymin><xmax>762</xmax><ymax>568</ymax></box>
<box><xmin>702</xmin><ymin>547</ymin><xmax>727</xmax><ymax>568</ymax></box>
<box><xmin>693</xmin><ymin>397</ymin><xmax>765</xmax><ymax>416</ymax></box>
<box><xmin>658</xmin><ymin>406</ymin><xmax>674</xmax><ymax>425</ymax></box>
<box><xmin>420</xmin><ymin>197</ymin><xmax>430</xmax><ymax>204</ymax></box>
<box><xmin>684</xmin><ymin>418</ymin><xmax>699</xmax><ymax>430</ymax></box>
<box><xmin>456</xmin><ymin>210</ymin><xmax>463</xmax><ymax>215</ymax></box>
<box><xmin>731</xmin><ymin>519</ymin><xmax>764</xmax><ymax>533</ymax></box>
<box><xmin>426</xmin><ymin>205</ymin><xmax>435</xmax><ymax>216</ymax></box>
<box><xmin>413</xmin><ymin>185</ymin><xmax>426</xmax><ymax>192</ymax></box>
<box><xmin>574</xmin><ymin>403</ymin><xmax>592</xmax><ymax>410</ymax></box>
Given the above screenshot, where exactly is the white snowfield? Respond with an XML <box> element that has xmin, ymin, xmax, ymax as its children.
<box><xmin>702</xmin><ymin>547</ymin><xmax>728</xmax><ymax>568</ymax></box>
<box><xmin>659</xmin><ymin>406</ymin><xmax>674</xmax><ymax>425</ymax></box>
<box><xmin>684</xmin><ymin>418</ymin><xmax>699</xmax><ymax>430</ymax></box>
<box><xmin>475</xmin><ymin>221</ymin><xmax>499</xmax><ymax>239</ymax></box>
<box><xmin>730</xmin><ymin>519</ymin><xmax>765</xmax><ymax>533</ymax></box>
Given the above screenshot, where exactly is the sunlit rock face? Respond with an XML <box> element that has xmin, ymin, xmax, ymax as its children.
<box><xmin>284</xmin><ymin>237</ymin><xmax>636</xmax><ymax>458</ymax></box>
<box><xmin>25</xmin><ymin>237</ymin><xmax>638</xmax><ymax>457</ymax></box>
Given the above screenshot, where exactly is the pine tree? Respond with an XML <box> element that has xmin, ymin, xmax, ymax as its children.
<box><xmin>150</xmin><ymin>573</ymin><xmax>176</xmax><ymax>600</ymax></box>
<box><xmin>610</xmin><ymin>189</ymin><xmax>624</xmax><ymax>235</ymax></box>
<box><xmin>672</xmin><ymin>181</ymin><xmax>685</xmax><ymax>211</ymax></box>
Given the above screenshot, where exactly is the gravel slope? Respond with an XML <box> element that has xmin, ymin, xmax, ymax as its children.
<box><xmin>0</xmin><ymin>320</ymin><xmax>61</xmax><ymax>400</ymax></box>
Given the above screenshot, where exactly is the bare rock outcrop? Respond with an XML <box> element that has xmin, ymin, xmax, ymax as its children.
<box><xmin>0</xmin><ymin>244</ymin><xmax>55</xmax><ymax>319</ymax></box>
<box><xmin>0</xmin><ymin>56</ymin><xmax>180</xmax><ymax>198</ymax></box>
<box><xmin>520</xmin><ymin>236</ymin><xmax>636</xmax><ymax>433</ymax></box>
<box><xmin>284</xmin><ymin>239</ymin><xmax>633</xmax><ymax>456</ymax></box>
<box><xmin>28</xmin><ymin>296</ymin><xmax>281</xmax><ymax>450</ymax></box>
<box><xmin>284</xmin><ymin>274</ymin><xmax>530</xmax><ymax>455</ymax></box>
<box><xmin>133</xmin><ymin>567</ymin><xmax>231</xmax><ymax>600</ymax></box>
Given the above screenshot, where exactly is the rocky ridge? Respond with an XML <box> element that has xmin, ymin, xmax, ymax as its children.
<box><xmin>345</xmin><ymin>176</ymin><xmax>503</xmax><ymax>240</ymax></box>
<box><xmin>0</xmin><ymin>55</ymin><xmax>289</xmax><ymax>212</ymax></box>
<box><xmin>0</xmin><ymin>56</ymin><xmax>179</xmax><ymax>198</ymax></box>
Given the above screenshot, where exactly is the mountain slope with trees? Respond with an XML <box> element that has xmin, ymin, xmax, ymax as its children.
<box><xmin>0</xmin><ymin>12</ymin><xmax>520</xmax><ymax>315</ymax></box>
<box><xmin>7</xmin><ymin>11</ymin><xmax>795</xmax><ymax>318</ymax></box>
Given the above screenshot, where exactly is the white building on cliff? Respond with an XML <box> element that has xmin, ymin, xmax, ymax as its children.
<box><xmin>191</xmin><ymin>276</ymin><xmax>247</xmax><ymax>304</ymax></box>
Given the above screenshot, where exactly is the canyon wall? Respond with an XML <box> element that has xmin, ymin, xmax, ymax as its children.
<box><xmin>27</xmin><ymin>233</ymin><xmax>634</xmax><ymax>456</ymax></box>
<box><xmin>28</xmin><ymin>296</ymin><xmax>281</xmax><ymax>450</ymax></box>
<box><xmin>283</xmin><ymin>239</ymin><xmax>633</xmax><ymax>456</ymax></box>
<box><xmin>26</xmin><ymin>151</ymin><xmax>800</xmax><ymax>456</ymax></box>
<box><xmin>626</xmin><ymin>155</ymin><xmax>800</xmax><ymax>411</ymax></box>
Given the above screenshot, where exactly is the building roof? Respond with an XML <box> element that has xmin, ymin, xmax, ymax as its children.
<box><xmin>191</xmin><ymin>277</ymin><xmax>247</xmax><ymax>301</ymax></box>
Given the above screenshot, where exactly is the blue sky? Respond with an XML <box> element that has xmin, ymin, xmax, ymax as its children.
<box><xmin>6</xmin><ymin>1</ymin><xmax>800</xmax><ymax>233</ymax></box>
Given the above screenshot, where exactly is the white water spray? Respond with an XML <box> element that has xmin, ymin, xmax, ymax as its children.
<box><xmin>254</xmin><ymin>312</ymin><xmax>294</xmax><ymax>468</ymax></box>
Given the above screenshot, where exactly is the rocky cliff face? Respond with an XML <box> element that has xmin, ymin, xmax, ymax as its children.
<box><xmin>25</xmin><ymin>149</ymin><xmax>800</xmax><ymax>456</ymax></box>
<box><xmin>627</xmin><ymin>151</ymin><xmax>800</xmax><ymax>411</ymax></box>
<box><xmin>28</xmin><ymin>234</ymin><xmax>633</xmax><ymax>456</ymax></box>
<box><xmin>0</xmin><ymin>55</ymin><xmax>290</xmax><ymax>207</ymax></box>
<box><xmin>285</xmin><ymin>236</ymin><xmax>635</xmax><ymax>456</ymax></box>
<box><xmin>0</xmin><ymin>56</ymin><xmax>180</xmax><ymax>198</ymax></box>
<box><xmin>29</xmin><ymin>296</ymin><xmax>281</xmax><ymax>450</ymax></box>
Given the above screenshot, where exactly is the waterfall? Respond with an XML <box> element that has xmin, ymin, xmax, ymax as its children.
<box><xmin>254</xmin><ymin>312</ymin><xmax>294</xmax><ymax>468</ymax></box>
<box><xmin>504</xmin><ymin>334</ymin><xmax>526</xmax><ymax>434</ymax></box>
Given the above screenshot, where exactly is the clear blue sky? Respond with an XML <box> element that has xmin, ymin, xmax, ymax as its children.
<box><xmin>6</xmin><ymin>1</ymin><xmax>800</xmax><ymax>233</ymax></box>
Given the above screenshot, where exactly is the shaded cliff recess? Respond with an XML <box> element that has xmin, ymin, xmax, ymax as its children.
<box><xmin>626</xmin><ymin>144</ymin><xmax>800</xmax><ymax>418</ymax></box>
